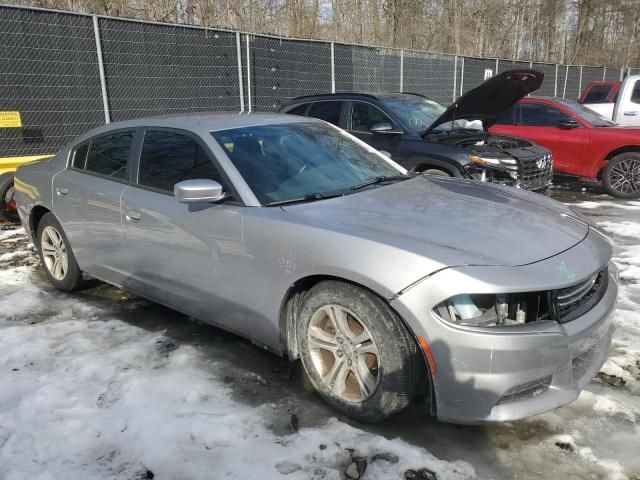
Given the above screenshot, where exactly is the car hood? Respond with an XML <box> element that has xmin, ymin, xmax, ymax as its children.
<box><xmin>282</xmin><ymin>176</ymin><xmax>589</xmax><ymax>267</ymax></box>
<box><xmin>424</xmin><ymin>69</ymin><xmax>544</xmax><ymax>134</ymax></box>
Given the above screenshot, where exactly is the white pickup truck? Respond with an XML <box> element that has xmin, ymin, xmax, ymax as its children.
<box><xmin>579</xmin><ymin>74</ymin><xmax>640</xmax><ymax>126</ymax></box>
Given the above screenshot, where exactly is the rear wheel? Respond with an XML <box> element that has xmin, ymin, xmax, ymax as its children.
<box><xmin>36</xmin><ymin>213</ymin><xmax>85</xmax><ymax>291</ymax></box>
<box><xmin>602</xmin><ymin>153</ymin><xmax>640</xmax><ymax>199</ymax></box>
<box><xmin>296</xmin><ymin>281</ymin><xmax>423</xmax><ymax>423</ymax></box>
<box><xmin>0</xmin><ymin>173</ymin><xmax>18</xmax><ymax>222</ymax></box>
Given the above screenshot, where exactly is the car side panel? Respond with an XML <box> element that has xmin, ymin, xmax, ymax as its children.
<box><xmin>52</xmin><ymin>169</ymin><xmax>129</xmax><ymax>283</ymax></box>
<box><xmin>120</xmin><ymin>186</ymin><xmax>248</xmax><ymax>335</ymax></box>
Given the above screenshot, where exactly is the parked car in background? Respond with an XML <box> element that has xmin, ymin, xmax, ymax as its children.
<box><xmin>279</xmin><ymin>69</ymin><xmax>553</xmax><ymax>192</ymax></box>
<box><xmin>490</xmin><ymin>97</ymin><xmax>640</xmax><ymax>198</ymax></box>
<box><xmin>579</xmin><ymin>74</ymin><xmax>640</xmax><ymax>126</ymax></box>
<box><xmin>1</xmin><ymin>154</ymin><xmax>53</xmax><ymax>220</ymax></box>
<box><xmin>14</xmin><ymin>113</ymin><xmax>617</xmax><ymax>424</ymax></box>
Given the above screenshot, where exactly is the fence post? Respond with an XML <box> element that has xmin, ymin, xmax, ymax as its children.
<box><xmin>453</xmin><ymin>55</ymin><xmax>458</xmax><ymax>102</ymax></box>
<box><xmin>495</xmin><ymin>58</ymin><xmax>499</xmax><ymax>75</ymax></box>
<box><xmin>620</xmin><ymin>67</ymin><xmax>624</xmax><ymax>81</ymax></box>
<box><xmin>331</xmin><ymin>42</ymin><xmax>336</xmax><ymax>93</ymax></box>
<box><xmin>602</xmin><ymin>67</ymin><xmax>606</xmax><ymax>81</ymax></box>
<box><xmin>578</xmin><ymin>66</ymin><xmax>583</xmax><ymax>95</ymax></box>
<box><xmin>245</xmin><ymin>35</ymin><xmax>252</xmax><ymax>113</ymax></box>
<box><xmin>554</xmin><ymin>64</ymin><xmax>558</xmax><ymax>97</ymax></box>
<box><xmin>399</xmin><ymin>49</ymin><xmax>404</xmax><ymax>92</ymax></box>
<box><xmin>92</xmin><ymin>16</ymin><xmax>110</xmax><ymax>124</ymax></box>
<box><xmin>459</xmin><ymin>57</ymin><xmax>465</xmax><ymax>96</ymax></box>
<box><xmin>563</xmin><ymin>65</ymin><xmax>569</xmax><ymax>99</ymax></box>
<box><xmin>236</xmin><ymin>32</ymin><xmax>245</xmax><ymax>112</ymax></box>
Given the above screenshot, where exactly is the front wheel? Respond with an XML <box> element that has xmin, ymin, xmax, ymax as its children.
<box><xmin>296</xmin><ymin>281</ymin><xmax>423</xmax><ymax>423</ymax></box>
<box><xmin>36</xmin><ymin>213</ymin><xmax>85</xmax><ymax>291</ymax></box>
<box><xmin>602</xmin><ymin>153</ymin><xmax>640</xmax><ymax>199</ymax></box>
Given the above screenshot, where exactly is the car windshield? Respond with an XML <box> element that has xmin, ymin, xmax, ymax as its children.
<box><xmin>211</xmin><ymin>122</ymin><xmax>404</xmax><ymax>205</ymax></box>
<box><xmin>555</xmin><ymin>99</ymin><xmax>616</xmax><ymax>127</ymax></box>
<box><xmin>382</xmin><ymin>96</ymin><xmax>475</xmax><ymax>133</ymax></box>
<box><xmin>381</xmin><ymin>96</ymin><xmax>447</xmax><ymax>133</ymax></box>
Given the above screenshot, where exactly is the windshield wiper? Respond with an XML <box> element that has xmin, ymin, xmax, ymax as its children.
<box><xmin>350</xmin><ymin>175</ymin><xmax>414</xmax><ymax>191</ymax></box>
<box><xmin>265</xmin><ymin>191</ymin><xmax>344</xmax><ymax>207</ymax></box>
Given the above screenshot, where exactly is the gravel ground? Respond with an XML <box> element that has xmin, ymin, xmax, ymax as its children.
<box><xmin>0</xmin><ymin>187</ymin><xmax>638</xmax><ymax>480</ymax></box>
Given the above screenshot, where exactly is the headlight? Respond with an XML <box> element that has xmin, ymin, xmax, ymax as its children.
<box><xmin>468</xmin><ymin>155</ymin><xmax>519</xmax><ymax>178</ymax></box>
<box><xmin>433</xmin><ymin>292</ymin><xmax>550</xmax><ymax>327</ymax></box>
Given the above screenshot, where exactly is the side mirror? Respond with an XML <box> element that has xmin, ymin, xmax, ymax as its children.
<box><xmin>174</xmin><ymin>179</ymin><xmax>226</xmax><ymax>203</ymax></box>
<box><xmin>379</xmin><ymin>150</ymin><xmax>392</xmax><ymax>158</ymax></box>
<box><xmin>369</xmin><ymin>122</ymin><xmax>402</xmax><ymax>135</ymax></box>
<box><xmin>556</xmin><ymin>119</ymin><xmax>579</xmax><ymax>130</ymax></box>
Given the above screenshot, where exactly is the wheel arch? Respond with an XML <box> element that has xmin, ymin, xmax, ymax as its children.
<box><xmin>28</xmin><ymin>205</ymin><xmax>52</xmax><ymax>242</ymax></box>
<box><xmin>278</xmin><ymin>274</ymin><xmax>435</xmax><ymax>411</ymax></box>
<box><xmin>597</xmin><ymin>145</ymin><xmax>640</xmax><ymax>180</ymax></box>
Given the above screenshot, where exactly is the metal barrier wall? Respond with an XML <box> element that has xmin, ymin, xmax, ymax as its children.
<box><xmin>0</xmin><ymin>3</ymin><xmax>634</xmax><ymax>157</ymax></box>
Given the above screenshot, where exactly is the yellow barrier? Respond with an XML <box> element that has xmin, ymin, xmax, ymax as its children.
<box><xmin>0</xmin><ymin>154</ymin><xmax>54</xmax><ymax>177</ymax></box>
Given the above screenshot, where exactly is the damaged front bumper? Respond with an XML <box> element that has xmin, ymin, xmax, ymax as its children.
<box><xmin>391</xmin><ymin>230</ymin><xmax>618</xmax><ymax>424</ymax></box>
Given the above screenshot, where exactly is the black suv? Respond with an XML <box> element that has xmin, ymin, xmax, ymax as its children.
<box><xmin>279</xmin><ymin>70</ymin><xmax>553</xmax><ymax>192</ymax></box>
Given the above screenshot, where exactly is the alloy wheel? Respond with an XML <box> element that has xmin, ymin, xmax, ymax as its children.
<box><xmin>41</xmin><ymin>226</ymin><xmax>68</xmax><ymax>281</ymax></box>
<box><xmin>307</xmin><ymin>304</ymin><xmax>380</xmax><ymax>402</ymax></box>
<box><xmin>608</xmin><ymin>158</ymin><xmax>640</xmax><ymax>195</ymax></box>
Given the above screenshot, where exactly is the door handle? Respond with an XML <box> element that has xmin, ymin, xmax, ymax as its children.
<box><xmin>125</xmin><ymin>210</ymin><xmax>141</xmax><ymax>221</ymax></box>
<box><xmin>56</xmin><ymin>187</ymin><xmax>68</xmax><ymax>196</ymax></box>
<box><xmin>623</xmin><ymin>111</ymin><xmax>638</xmax><ymax>116</ymax></box>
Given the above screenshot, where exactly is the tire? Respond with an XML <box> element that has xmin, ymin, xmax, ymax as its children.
<box><xmin>421</xmin><ymin>168</ymin><xmax>452</xmax><ymax>177</ymax></box>
<box><xmin>602</xmin><ymin>153</ymin><xmax>640</xmax><ymax>199</ymax></box>
<box><xmin>0</xmin><ymin>173</ymin><xmax>18</xmax><ymax>222</ymax></box>
<box><xmin>36</xmin><ymin>213</ymin><xmax>85</xmax><ymax>291</ymax></box>
<box><xmin>296</xmin><ymin>280</ymin><xmax>423</xmax><ymax>423</ymax></box>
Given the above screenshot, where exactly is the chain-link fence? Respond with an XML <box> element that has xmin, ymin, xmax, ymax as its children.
<box><xmin>0</xmin><ymin>3</ymin><xmax>635</xmax><ymax>157</ymax></box>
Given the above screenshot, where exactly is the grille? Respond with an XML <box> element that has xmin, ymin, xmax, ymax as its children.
<box><xmin>518</xmin><ymin>155</ymin><xmax>553</xmax><ymax>190</ymax></box>
<box><xmin>551</xmin><ymin>268</ymin><xmax>608</xmax><ymax>323</ymax></box>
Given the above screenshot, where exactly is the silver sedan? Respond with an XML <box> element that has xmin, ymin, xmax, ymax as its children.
<box><xmin>14</xmin><ymin>113</ymin><xmax>617</xmax><ymax>423</ymax></box>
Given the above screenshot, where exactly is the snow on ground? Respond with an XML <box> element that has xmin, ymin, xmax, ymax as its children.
<box><xmin>1</xmin><ymin>190</ymin><xmax>639</xmax><ymax>480</ymax></box>
<box><xmin>0</xmin><ymin>224</ymin><xmax>475</xmax><ymax>480</ymax></box>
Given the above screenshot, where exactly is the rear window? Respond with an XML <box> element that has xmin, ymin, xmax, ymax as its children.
<box><xmin>306</xmin><ymin>101</ymin><xmax>343</xmax><ymax>126</ymax></box>
<box><xmin>632</xmin><ymin>81</ymin><xmax>640</xmax><ymax>104</ymax></box>
<box><xmin>72</xmin><ymin>132</ymin><xmax>133</xmax><ymax>179</ymax></box>
<box><xmin>285</xmin><ymin>104</ymin><xmax>309</xmax><ymax>116</ymax></box>
<box><xmin>583</xmin><ymin>85</ymin><xmax>612</xmax><ymax>103</ymax></box>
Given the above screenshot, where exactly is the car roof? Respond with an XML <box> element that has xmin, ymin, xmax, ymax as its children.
<box><xmin>283</xmin><ymin>92</ymin><xmax>428</xmax><ymax>104</ymax></box>
<box><xmin>73</xmin><ymin>112</ymin><xmax>319</xmax><ymax>143</ymax></box>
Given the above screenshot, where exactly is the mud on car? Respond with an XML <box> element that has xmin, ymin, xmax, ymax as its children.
<box><xmin>279</xmin><ymin>69</ymin><xmax>553</xmax><ymax>192</ymax></box>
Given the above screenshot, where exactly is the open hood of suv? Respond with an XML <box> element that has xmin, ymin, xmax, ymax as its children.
<box><xmin>424</xmin><ymin>69</ymin><xmax>544</xmax><ymax>134</ymax></box>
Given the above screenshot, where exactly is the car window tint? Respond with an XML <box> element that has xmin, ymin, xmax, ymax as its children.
<box><xmin>138</xmin><ymin>131</ymin><xmax>222</xmax><ymax>192</ymax></box>
<box><xmin>631</xmin><ymin>81</ymin><xmax>640</xmax><ymax>104</ymax></box>
<box><xmin>520</xmin><ymin>103</ymin><xmax>572</xmax><ymax>126</ymax></box>
<box><xmin>83</xmin><ymin>132</ymin><xmax>133</xmax><ymax>179</ymax></box>
<box><xmin>494</xmin><ymin>106</ymin><xmax>517</xmax><ymax>125</ymax></box>
<box><xmin>306</xmin><ymin>102</ymin><xmax>342</xmax><ymax>125</ymax></box>
<box><xmin>349</xmin><ymin>102</ymin><xmax>393</xmax><ymax>132</ymax></box>
<box><xmin>286</xmin><ymin>104</ymin><xmax>309</xmax><ymax>116</ymax></box>
<box><xmin>583</xmin><ymin>85</ymin><xmax>611</xmax><ymax>103</ymax></box>
<box><xmin>212</xmin><ymin>123</ymin><xmax>401</xmax><ymax>205</ymax></box>
<box><xmin>72</xmin><ymin>143</ymin><xmax>90</xmax><ymax>169</ymax></box>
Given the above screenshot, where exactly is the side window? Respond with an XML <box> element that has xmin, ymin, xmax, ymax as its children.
<box><xmin>520</xmin><ymin>103</ymin><xmax>572</xmax><ymax>126</ymax></box>
<box><xmin>494</xmin><ymin>106</ymin><xmax>517</xmax><ymax>125</ymax></box>
<box><xmin>306</xmin><ymin>101</ymin><xmax>343</xmax><ymax>126</ymax></box>
<box><xmin>631</xmin><ymin>80</ymin><xmax>640</xmax><ymax>104</ymax></box>
<box><xmin>72</xmin><ymin>143</ymin><xmax>89</xmax><ymax>169</ymax></box>
<box><xmin>349</xmin><ymin>102</ymin><xmax>393</xmax><ymax>132</ymax></box>
<box><xmin>73</xmin><ymin>132</ymin><xmax>133</xmax><ymax>179</ymax></box>
<box><xmin>583</xmin><ymin>85</ymin><xmax>611</xmax><ymax>103</ymax></box>
<box><xmin>286</xmin><ymin>104</ymin><xmax>310</xmax><ymax>116</ymax></box>
<box><xmin>138</xmin><ymin>131</ymin><xmax>223</xmax><ymax>193</ymax></box>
